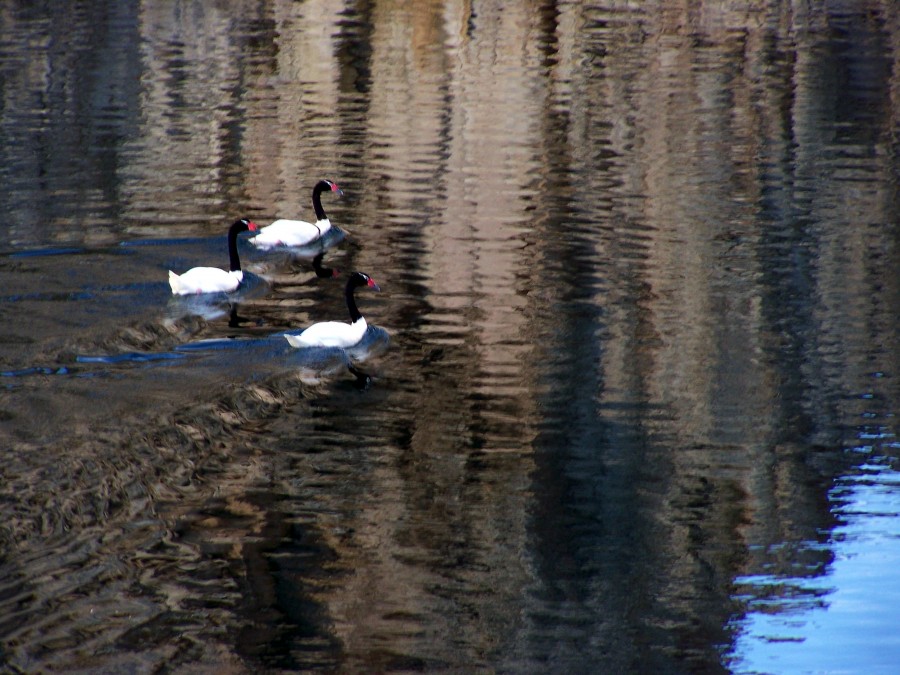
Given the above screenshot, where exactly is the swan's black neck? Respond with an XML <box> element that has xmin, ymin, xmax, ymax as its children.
<box><xmin>343</xmin><ymin>272</ymin><xmax>377</xmax><ymax>323</ymax></box>
<box><xmin>312</xmin><ymin>180</ymin><xmax>332</xmax><ymax>222</ymax></box>
<box><xmin>345</xmin><ymin>277</ymin><xmax>363</xmax><ymax>323</ymax></box>
<box><xmin>227</xmin><ymin>220</ymin><xmax>247</xmax><ymax>272</ymax></box>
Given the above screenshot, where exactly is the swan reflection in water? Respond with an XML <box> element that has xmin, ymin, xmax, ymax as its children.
<box><xmin>279</xmin><ymin>324</ymin><xmax>390</xmax><ymax>388</ymax></box>
<box><xmin>164</xmin><ymin>270</ymin><xmax>270</xmax><ymax>322</ymax></box>
<box><xmin>171</xmin><ymin>324</ymin><xmax>390</xmax><ymax>388</ymax></box>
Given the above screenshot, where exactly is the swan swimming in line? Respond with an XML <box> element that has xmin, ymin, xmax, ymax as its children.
<box><xmin>168</xmin><ymin>218</ymin><xmax>258</xmax><ymax>295</ymax></box>
<box><xmin>284</xmin><ymin>271</ymin><xmax>380</xmax><ymax>348</ymax></box>
<box><xmin>250</xmin><ymin>179</ymin><xmax>343</xmax><ymax>249</ymax></box>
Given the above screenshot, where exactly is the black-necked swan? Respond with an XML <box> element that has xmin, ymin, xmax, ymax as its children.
<box><xmin>285</xmin><ymin>271</ymin><xmax>380</xmax><ymax>348</ymax></box>
<box><xmin>250</xmin><ymin>179</ymin><xmax>343</xmax><ymax>249</ymax></box>
<box><xmin>168</xmin><ymin>218</ymin><xmax>259</xmax><ymax>295</ymax></box>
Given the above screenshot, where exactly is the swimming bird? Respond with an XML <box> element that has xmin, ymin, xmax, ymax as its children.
<box><xmin>284</xmin><ymin>272</ymin><xmax>380</xmax><ymax>348</ymax></box>
<box><xmin>250</xmin><ymin>179</ymin><xmax>343</xmax><ymax>248</ymax></box>
<box><xmin>168</xmin><ymin>218</ymin><xmax>258</xmax><ymax>295</ymax></box>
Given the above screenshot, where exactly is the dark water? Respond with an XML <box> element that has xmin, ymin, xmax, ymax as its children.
<box><xmin>2</xmin><ymin>1</ymin><xmax>900</xmax><ymax>672</ymax></box>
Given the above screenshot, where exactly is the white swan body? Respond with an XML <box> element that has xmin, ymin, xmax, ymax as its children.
<box><xmin>169</xmin><ymin>268</ymin><xmax>244</xmax><ymax>295</ymax></box>
<box><xmin>285</xmin><ymin>317</ymin><xmax>367</xmax><ymax>348</ymax></box>
<box><xmin>168</xmin><ymin>218</ymin><xmax>258</xmax><ymax>295</ymax></box>
<box><xmin>250</xmin><ymin>217</ymin><xmax>331</xmax><ymax>248</ymax></box>
<box><xmin>285</xmin><ymin>272</ymin><xmax>380</xmax><ymax>349</ymax></box>
<box><xmin>250</xmin><ymin>179</ymin><xmax>342</xmax><ymax>249</ymax></box>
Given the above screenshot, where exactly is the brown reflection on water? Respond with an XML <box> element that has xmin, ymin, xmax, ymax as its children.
<box><xmin>305</xmin><ymin>3</ymin><xmax>548</xmax><ymax>667</ymax></box>
<box><xmin>2</xmin><ymin>1</ymin><xmax>900</xmax><ymax>673</ymax></box>
<box><xmin>242</xmin><ymin>1</ymin><xmax>346</xmax><ymax>223</ymax></box>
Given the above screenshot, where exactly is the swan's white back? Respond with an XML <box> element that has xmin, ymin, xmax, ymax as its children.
<box><xmin>250</xmin><ymin>218</ymin><xmax>331</xmax><ymax>248</ymax></box>
<box><xmin>169</xmin><ymin>268</ymin><xmax>243</xmax><ymax>295</ymax></box>
<box><xmin>284</xmin><ymin>317</ymin><xmax>367</xmax><ymax>348</ymax></box>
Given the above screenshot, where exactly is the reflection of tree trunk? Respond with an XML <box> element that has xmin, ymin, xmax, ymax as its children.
<box><xmin>242</xmin><ymin>1</ymin><xmax>345</xmax><ymax>224</ymax></box>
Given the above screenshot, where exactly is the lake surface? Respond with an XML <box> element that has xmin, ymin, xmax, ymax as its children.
<box><xmin>2</xmin><ymin>1</ymin><xmax>900</xmax><ymax>672</ymax></box>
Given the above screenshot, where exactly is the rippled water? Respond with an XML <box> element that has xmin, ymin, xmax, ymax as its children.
<box><xmin>2</xmin><ymin>1</ymin><xmax>900</xmax><ymax>672</ymax></box>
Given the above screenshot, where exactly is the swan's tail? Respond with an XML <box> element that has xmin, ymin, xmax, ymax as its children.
<box><xmin>168</xmin><ymin>270</ymin><xmax>188</xmax><ymax>295</ymax></box>
<box><xmin>284</xmin><ymin>333</ymin><xmax>306</xmax><ymax>348</ymax></box>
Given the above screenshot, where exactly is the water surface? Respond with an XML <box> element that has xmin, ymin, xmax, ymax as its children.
<box><xmin>2</xmin><ymin>1</ymin><xmax>900</xmax><ymax>672</ymax></box>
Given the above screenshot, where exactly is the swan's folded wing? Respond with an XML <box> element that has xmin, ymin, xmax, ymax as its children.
<box><xmin>284</xmin><ymin>319</ymin><xmax>366</xmax><ymax>348</ymax></box>
<box><xmin>250</xmin><ymin>219</ymin><xmax>322</xmax><ymax>247</ymax></box>
<box><xmin>169</xmin><ymin>267</ymin><xmax>241</xmax><ymax>295</ymax></box>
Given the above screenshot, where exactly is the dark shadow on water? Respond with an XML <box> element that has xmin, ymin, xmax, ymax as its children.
<box><xmin>221</xmin><ymin>497</ymin><xmax>344</xmax><ymax>671</ymax></box>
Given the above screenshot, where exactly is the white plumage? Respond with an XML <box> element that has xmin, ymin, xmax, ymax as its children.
<box><xmin>250</xmin><ymin>179</ymin><xmax>342</xmax><ymax>249</ymax></box>
<box><xmin>285</xmin><ymin>272</ymin><xmax>380</xmax><ymax>349</ymax></box>
<box><xmin>169</xmin><ymin>267</ymin><xmax>245</xmax><ymax>295</ymax></box>
<box><xmin>168</xmin><ymin>218</ymin><xmax>257</xmax><ymax>295</ymax></box>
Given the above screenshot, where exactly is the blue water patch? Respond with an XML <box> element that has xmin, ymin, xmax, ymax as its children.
<box><xmin>174</xmin><ymin>336</ymin><xmax>278</xmax><ymax>353</ymax></box>
<box><xmin>0</xmin><ymin>364</ymin><xmax>124</xmax><ymax>386</ymax></box>
<box><xmin>1</xmin><ymin>290</ymin><xmax>95</xmax><ymax>302</ymax></box>
<box><xmin>730</xmin><ymin>463</ymin><xmax>900</xmax><ymax>674</ymax></box>
<box><xmin>1</xmin><ymin>365</ymin><xmax>69</xmax><ymax>377</ymax></box>
<box><xmin>119</xmin><ymin>236</ymin><xmax>217</xmax><ymax>248</ymax></box>
<box><xmin>8</xmin><ymin>246</ymin><xmax>85</xmax><ymax>258</ymax></box>
<box><xmin>91</xmin><ymin>281</ymin><xmax>169</xmax><ymax>293</ymax></box>
<box><xmin>7</xmin><ymin>245</ymin><xmax>135</xmax><ymax>259</ymax></box>
<box><xmin>76</xmin><ymin>351</ymin><xmax>187</xmax><ymax>364</ymax></box>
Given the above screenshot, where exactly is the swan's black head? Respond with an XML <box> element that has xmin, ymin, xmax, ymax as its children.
<box><xmin>348</xmin><ymin>271</ymin><xmax>380</xmax><ymax>292</ymax></box>
<box><xmin>317</xmin><ymin>179</ymin><xmax>343</xmax><ymax>196</ymax></box>
<box><xmin>232</xmin><ymin>217</ymin><xmax>259</xmax><ymax>233</ymax></box>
